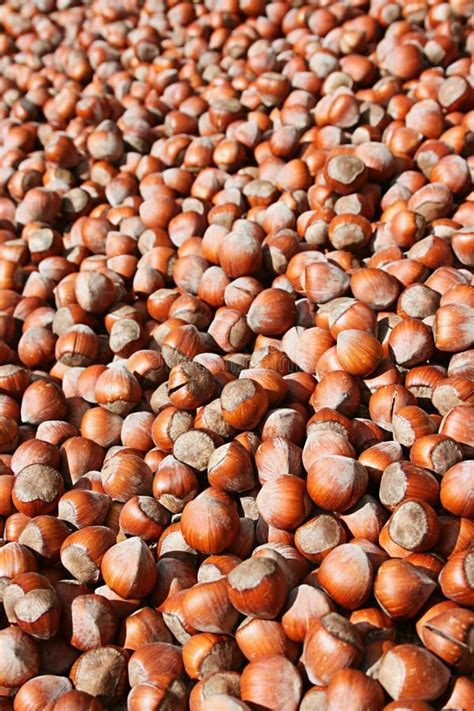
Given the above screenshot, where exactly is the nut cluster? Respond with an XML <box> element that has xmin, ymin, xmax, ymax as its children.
<box><xmin>0</xmin><ymin>0</ymin><xmax>473</xmax><ymax>708</ymax></box>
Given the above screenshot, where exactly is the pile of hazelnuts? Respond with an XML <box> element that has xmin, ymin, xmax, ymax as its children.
<box><xmin>0</xmin><ymin>0</ymin><xmax>473</xmax><ymax>708</ymax></box>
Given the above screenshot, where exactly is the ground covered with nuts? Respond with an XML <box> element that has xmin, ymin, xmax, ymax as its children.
<box><xmin>0</xmin><ymin>0</ymin><xmax>473</xmax><ymax>709</ymax></box>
